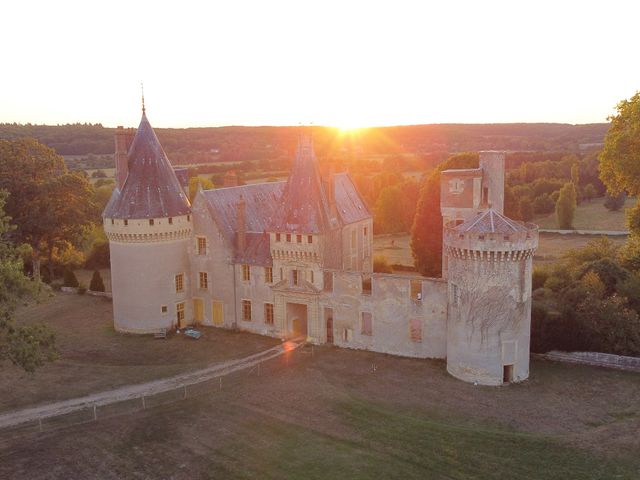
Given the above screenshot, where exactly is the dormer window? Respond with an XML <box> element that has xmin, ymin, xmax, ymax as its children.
<box><xmin>276</xmin><ymin>233</ymin><xmax>281</xmax><ymax>242</ymax></box>
<box><xmin>296</xmin><ymin>234</ymin><xmax>302</xmax><ymax>243</ymax></box>
<box><xmin>286</xmin><ymin>233</ymin><xmax>291</xmax><ymax>242</ymax></box>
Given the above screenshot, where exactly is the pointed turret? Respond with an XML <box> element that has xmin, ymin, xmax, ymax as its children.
<box><xmin>274</xmin><ymin>133</ymin><xmax>334</xmax><ymax>233</ymax></box>
<box><xmin>103</xmin><ymin>112</ymin><xmax>190</xmax><ymax>219</ymax></box>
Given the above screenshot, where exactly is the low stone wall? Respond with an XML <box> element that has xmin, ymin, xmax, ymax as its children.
<box><xmin>60</xmin><ymin>287</ymin><xmax>112</xmax><ymax>299</ymax></box>
<box><xmin>543</xmin><ymin>351</ymin><xmax>640</xmax><ymax>372</ymax></box>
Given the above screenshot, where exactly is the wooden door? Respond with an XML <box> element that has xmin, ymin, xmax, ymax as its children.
<box><xmin>193</xmin><ymin>298</ymin><xmax>204</xmax><ymax>325</ymax></box>
<box><xmin>212</xmin><ymin>301</ymin><xmax>223</xmax><ymax>326</ymax></box>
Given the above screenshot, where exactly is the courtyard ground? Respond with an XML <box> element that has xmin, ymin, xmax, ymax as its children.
<box><xmin>0</xmin><ymin>294</ymin><xmax>639</xmax><ymax>479</ymax></box>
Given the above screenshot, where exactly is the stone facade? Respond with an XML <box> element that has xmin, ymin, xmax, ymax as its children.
<box><xmin>104</xmin><ymin>111</ymin><xmax>538</xmax><ymax>386</ymax></box>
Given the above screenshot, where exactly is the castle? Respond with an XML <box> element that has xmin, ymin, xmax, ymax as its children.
<box><xmin>103</xmin><ymin>109</ymin><xmax>538</xmax><ymax>386</ymax></box>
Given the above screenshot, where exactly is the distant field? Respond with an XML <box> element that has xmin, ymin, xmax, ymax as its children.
<box><xmin>1</xmin><ymin>294</ymin><xmax>639</xmax><ymax>478</ymax></box>
<box><xmin>533</xmin><ymin>196</ymin><xmax>635</xmax><ymax>231</ymax></box>
<box><xmin>374</xmin><ymin>231</ymin><xmax>629</xmax><ymax>270</ymax></box>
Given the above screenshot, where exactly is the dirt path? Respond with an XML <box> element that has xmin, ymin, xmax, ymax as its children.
<box><xmin>0</xmin><ymin>339</ymin><xmax>303</xmax><ymax>430</ymax></box>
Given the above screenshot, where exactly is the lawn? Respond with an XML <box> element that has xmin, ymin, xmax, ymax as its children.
<box><xmin>533</xmin><ymin>196</ymin><xmax>635</xmax><ymax>231</ymax></box>
<box><xmin>0</xmin><ymin>294</ymin><xmax>639</xmax><ymax>479</ymax></box>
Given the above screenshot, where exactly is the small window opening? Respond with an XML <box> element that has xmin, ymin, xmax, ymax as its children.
<box><xmin>286</xmin><ymin>233</ymin><xmax>291</xmax><ymax>242</ymax></box>
<box><xmin>307</xmin><ymin>235</ymin><xmax>313</xmax><ymax>244</ymax></box>
<box><xmin>161</xmin><ymin>305</ymin><xmax>168</xmax><ymax>313</ymax></box>
<box><xmin>292</xmin><ymin>269</ymin><xmax>299</xmax><ymax>286</ymax></box>
<box><xmin>110</xmin><ymin>218</ymin><xmax>114</xmax><ymax>225</ymax></box>
<box><xmin>124</xmin><ymin>219</ymin><xmax>128</xmax><ymax>226</ymax></box>
<box><xmin>323</xmin><ymin>271</ymin><xmax>333</xmax><ymax>292</ymax></box>
<box><xmin>296</xmin><ymin>234</ymin><xmax>302</xmax><ymax>243</ymax></box>
<box><xmin>276</xmin><ymin>233</ymin><xmax>281</xmax><ymax>242</ymax></box>
<box><xmin>168</xmin><ymin>217</ymin><xmax>173</xmax><ymax>225</ymax></box>
<box><xmin>362</xmin><ymin>274</ymin><xmax>372</xmax><ymax>295</ymax></box>
<box><xmin>410</xmin><ymin>279</ymin><xmax>422</xmax><ymax>301</ymax></box>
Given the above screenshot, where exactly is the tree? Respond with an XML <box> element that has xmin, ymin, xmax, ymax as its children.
<box><xmin>0</xmin><ymin>139</ymin><xmax>97</xmax><ymax>281</ymax></box>
<box><xmin>411</xmin><ymin>153</ymin><xmax>478</xmax><ymax>277</ymax></box>
<box><xmin>555</xmin><ymin>182</ymin><xmax>577</xmax><ymax>229</ymax></box>
<box><xmin>599</xmin><ymin>91</ymin><xmax>640</xmax><ymax>196</ymax></box>
<box><xmin>583</xmin><ymin>183</ymin><xmax>597</xmax><ymax>202</ymax></box>
<box><xmin>89</xmin><ymin>270</ymin><xmax>105</xmax><ymax>292</ymax></box>
<box><xmin>63</xmin><ymin>268</ymin><xmax>79</xmax><ymax>288</ymax></box>
<box><xmin>374</xmin><ymin>185</ymin><xmax>405</xmax><ymax>233</ymax></box>
<box><xmin>604</xmin><ymin>191</ymin><xmax>626</xmax><ymax>212</ymax></box>
<box><xmin>0</xmin><ymin>190</ymin><xmax>57</xmax><ymax>372</ymax></box>
<box><xmin>188</xmin><ymin>176</ymin><xmax>214</xmax><ymax>201</ymax></box>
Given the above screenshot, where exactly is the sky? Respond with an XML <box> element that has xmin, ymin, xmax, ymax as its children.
<box><xmin>1</xmin><ymin>0</ymin><xmax>639</xmax><ymax>128</ymax></box>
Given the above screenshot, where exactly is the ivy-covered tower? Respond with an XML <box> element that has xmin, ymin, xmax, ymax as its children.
<box><xmin>444</xmin><ymin>209</ymin><xmax>538</xmax><ymax>385</ymax></box>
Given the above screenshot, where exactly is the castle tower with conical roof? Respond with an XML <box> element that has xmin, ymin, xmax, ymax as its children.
<box><xmin>103</xmin><ymin>110</ymin><xmax>193</xmax><ymax>333</ymax></box>
<box><xmin>444</xmin><ymin>208</ymin><xmax>538</xmax><ymax>385</ymax></box>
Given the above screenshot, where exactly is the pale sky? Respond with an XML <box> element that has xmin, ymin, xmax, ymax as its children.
<box><xmin>1</xmin><ymin>0</ymin><xmax>639</xmax><ymax>128</ymax></box>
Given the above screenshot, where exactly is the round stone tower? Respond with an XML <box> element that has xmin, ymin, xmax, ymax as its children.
<box><xmin>103</xmin><ymin>110</ymin><xmax>192</xmax><ymax>333</ymax></box>
<box><xmin>444</xmin><ymin>209</ymin><xmax>538</xmax><ymax>385</ymax></box>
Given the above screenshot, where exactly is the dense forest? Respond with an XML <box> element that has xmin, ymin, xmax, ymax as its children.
<box><xmin>0</xmin><ymin>122</ymin><xmax>609</xmax><ymax>163</ymax></box>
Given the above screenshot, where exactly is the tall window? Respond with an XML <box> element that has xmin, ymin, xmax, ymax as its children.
<box><xmin>361</xmin><ymin>312</ymin><xmax>372</xmax><ymax>336</ymax></box>
<box><xmin>265</xmin><ymin>266</ymin><xmax>273</xmax><ymax>283</ymax></box>
<box><xmin>175</xmin><ymin>273</ymin><xmax>184</xmax><ymax>293</ymax></box>
<box><xmin>307</xmin><ymin>235</ymin><xmax>313</xmax><ymax>244</ymax></box>
<box><xmin>410</xmin><ymin>319</ymin><xmax>422</xmax><ymax>342</ymax></box>
<box><xmin>286</xmin><ymin>233</ymin><xmax>291</xmax><ymax>242</ymax></box>
<box><xmin>242</xmin><ymin>300</ymin><xmax>252</xmax><ymax>322</ymax></box>
<box><xmin>197</xmin><ymin>236</ymin><xmax>207</xmax><ymax>255</ymax></box>
<box><xmin>264</xmin><ymin>303</ymin><xmax>274</xmax><ymax>325</ymax></box>
<box><xmin>276</xmin><ymin>233</ymin><xmax>281</xmax><ymax>242</ymax></box>
<box><xmin>242</xmin><ymin>264</ymin><xmax>250</xmax><ymax>282</ymax></box>
<box><xmin>292</xmin><ymin>269</ymin><xmax>299</xmax><ymax>286</ymax></box>
<box><xmin>199</xmin><ymin>271</ymin><xmax>208</xmax><ymax>289</ymax></box>
<box><xmin>296</xmin><ymin>234</ymin><xmax>302</xmax><ymax>243</ymax></box>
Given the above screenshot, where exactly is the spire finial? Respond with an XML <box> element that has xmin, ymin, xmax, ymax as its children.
<box><xmin>141</xmin><ymin>82</ymin><xmax>146</xmax><ymax>114</ymax></box>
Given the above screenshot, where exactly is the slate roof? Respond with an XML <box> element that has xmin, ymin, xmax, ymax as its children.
<box><xmin>202</xmin><ymin>183</ymin><xmax>285</xmax><ymax>265</ymax></box>
<box><xmin>334</xmin><ymin>173</ymin><xmax>370</xmax><ymax>224</ymax></box>
<box><xmin>272</xmin><ymin>135</ymin><xmax>333</xmax><ymax>234</ymax></box>
<box><xmin>456</xmin><ymin>208</ymin><xmax>527</xmax><ymax>234</ymax></box>
<box><xmin>103</xmin><ymin>112</ymin><xmax>190</xmax><ymax>219</ymax></box>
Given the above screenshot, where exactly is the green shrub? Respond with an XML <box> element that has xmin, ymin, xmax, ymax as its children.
<box><xmin>84</xmin><ymin>241</ymin><xmax>110</xmax><ymax>269</ymax></box>
<box><xmin>532</xmin><ymin>267</ymin><xmax>548</xmax><ymax>290</ymax></box>
<box><xmin>63</xmin><ymin>268</ymin><xmax>79</xmax><ymax>288</ymax></box>
<box><xmin>89</xmin><ymin>270</ymin><xmax>105</xmax><ymax>292</ymax></box>
<box><xmin>77</xmin><ymin>284</ymin><xmax>87</xmax><ymax>295</ymax></box>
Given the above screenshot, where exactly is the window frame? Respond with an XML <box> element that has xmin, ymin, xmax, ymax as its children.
<box><xmin>242</xmin><ymin>299</ymin><xmax>252</xmax><ymax>322</ymax></box>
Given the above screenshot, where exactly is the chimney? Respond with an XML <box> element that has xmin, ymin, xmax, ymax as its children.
<box><xmin>224</xmin><ymin>170</ymin><xmax>239</xmax><ymax>187</ymax></box>
<box><xmin>114</xmin><ymin>126</ymin><xmax>129</xmax><ymax>189</ymax></box>
<box><xmin>236</xmin><ymin>195</ymin><xmax>246</xmax><ymax>253</ymax></box>
<box><xmin>479</xmin><ymin>151</ymin><xmax>505</xmax><ymax>214</ymax></box>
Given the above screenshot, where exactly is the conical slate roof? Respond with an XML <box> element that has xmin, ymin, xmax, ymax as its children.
<box><xmin>103</xmin><ymin>112</ymin><xmax>190</xmax><ymax>219</ymax></box>
<box><xmin>272</xmin><ymin>134</ymin><xmax>332</xmax><ymax>233</ymax></box>
<box><xmin>456</xmin><ymin>208</ymin><xmax>527</xmax><ymax>234</ymax></box>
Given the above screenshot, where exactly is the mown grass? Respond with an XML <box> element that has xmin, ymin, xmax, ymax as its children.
<box><xmin>533</xmin><ymin>196</ymin><xmax>635</xmax><ymax>230</ymax></box>
<box><xmin>204</xmin><ymin>397</ymin><xmax>638</xmax><ymax>480</ymax></box>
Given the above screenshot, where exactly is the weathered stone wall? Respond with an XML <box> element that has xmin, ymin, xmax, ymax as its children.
<box><xmin>106</xmin><ymin>214</ymin><xmax>192</xmax><ymax>334</ymax></box>
<box><xmin>446</xmin><ymin>253</ymin><xmax>533</xmax><ymax>385</ymax></box>
<box><xmin>320</xmin><ymin>271</ymin><xmax>448</xmax><ymax>358</ymax></box>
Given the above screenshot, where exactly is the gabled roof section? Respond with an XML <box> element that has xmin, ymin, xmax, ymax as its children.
<box><xmin>273</xmin><ymin>135</ymin><xmax>333</xmax><ymax>234</ymax></box>
<box><xmin>103</xmin><ymin>112</ymin><xmax>190</xmax><ymax>219</ymax></box>
<box><xmin>456</xmin><ymin>208</ymin><xmax>527</xmax><ymax>234</ymax></box>
<box><xmin>202</xmin><ymin>182</ymin><xmax>285</xmax><ymax>244</ymax></box>
<box><xmin>334</xmin><ymin>173</ymin><xmax>371</xmax><ymax>225</ymax></box>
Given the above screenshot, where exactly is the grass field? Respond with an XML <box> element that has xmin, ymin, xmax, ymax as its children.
<box><xmin>1</xmin><ymin>294</ymin><xmax>639</xmax><ymax>479</ymax></box>
<box><xmin>533</xmin><ymin>196</ymin><xmax>635</xmax><ymax>231</ymax></box>
<box><xmin>373</xmin><ymin>230</ymin><xmax>630</xmax><ymax>270</ymax></box>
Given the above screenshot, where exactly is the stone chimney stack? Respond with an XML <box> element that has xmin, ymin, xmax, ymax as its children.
<box><xmin>114</xmin><ymin>126</ymin><xmax>129</xmax><ymax>189</ymax></box>
<box><xmin>236</xmin><ymin>195</ymin><xmax>246</xmax><ymax>253</ymax></box>
<box><xmin>479</xmin><ymin>151</ymin><xmax>505</xmax><ymax>214</ymax></box>
<box><xmin>224</xmin><ymin>170</ymin><xmax>239</xmax><ymax>187</ymax></box>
